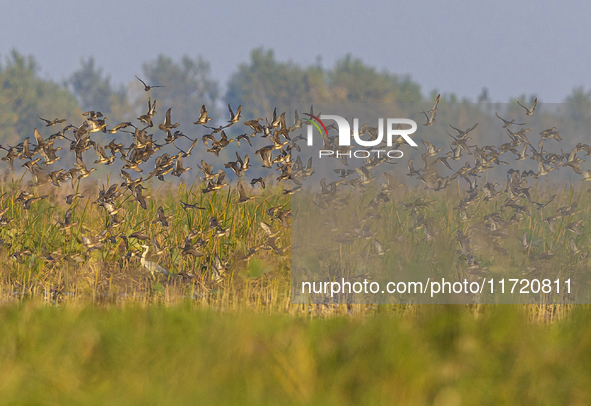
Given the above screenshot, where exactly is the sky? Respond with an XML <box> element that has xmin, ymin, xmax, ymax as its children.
<box><xmin>1</xmin><ymin>0</ymin><xmax>590</xmax><ymax>103</ymax></box>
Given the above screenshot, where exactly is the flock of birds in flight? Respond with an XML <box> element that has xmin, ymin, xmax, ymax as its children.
<box><xmin>297</xmin><ymin>93</ymin><xmax>591</xmax><ymax>288</ymax></box>
<box><xmin>0</xmin><ymin>76</ymin><xmax>305</xmax><ymax>280</ymax></box>
<box><xmin>0</xmin><ymin>74</ymin><xmax>588</xmax><ymax>285</ymax></box>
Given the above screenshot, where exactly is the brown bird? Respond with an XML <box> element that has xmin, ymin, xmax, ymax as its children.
<box><xmin>251</xmin><ymin>177</ymin><xmax>265</xmax><ymax>189</ymax></box>
<box><xmin>237</xmin><ymin>181</ymin><xmax>255</xmax><ymax>204</ymax></box>
<box><xmin>197</xmin><ymin>160</ymin><xmax>219</xmax><ymax>182</ymax></box>
<box><xmin>236</xmin><ymin>133</ymin><xmax>252</xmax><ymax>148</ymax></box>
<box><xmin>94</xmin><ymin>143</ymin><xmax>115</xmax><ymax>165</ymax></box>
<box><xmin>244</xmin><ymin>118</ymin><xmax>264</xmax><ymax>135</ymax></box>
<box><xmin>422</xmin><ymin>140</ymin><xmax>443</xmax><ymax>157</ymax></box>
<box><xmin>153</xmin><ymin>206</ymin><xmax>169</xmax><ymax>227</ymax></box>
<box><xmin>158</xmin><ymin>108</ymin><xmax>179</xmax><ymax>132</ymax></box>
<box><xmin>80</xmin><ymin>232</ymin><xmax>107</xmax><ymax>252</ymax></box>
<box><xmin>23</xmin><ymin>195</ymin><xmax>49</xmax><ymax>210</ymax></box>
<box><xmin>135</xmin><ymin>76</ymin><xmax>164</xmax><ymax>91</ymax></box>
<box><xmin>180</xmin><ymin>238</ymin><xmax>204</xmax><ymax>258</ymax></box>
<box><xmin>128</xmin><ymin>231</ymin><xmax>150</xmax><ymax>241</ymax></box>
<box><xmin>193</xmin><ymin>105</ymin><xmax>212</xmax><ymax>125</ymax></box>
<box><xmin>74</xmin><ymin>156</ymin><xmax>96</xmax><ymax>180</ymax></box>
<box><xmin>260</xmin><ymin>221</ymin><xmax>281</xmax><ymax>239</ymax></box>
<box><xmin>495</xmin><ymin>113</ymin><xmax>525</xmax><ymax>128</ymax></box>
<box><xmin>37</xmin><ymin>115</ymin><xmax>66</xmax><ymax>127</ymax></box>
<box><xmin>171</xmin><ymin>154</ymin><xmax>191</xmax><ymax>177</ymax></box>
<box><xmin>449</xmin><ymin>123</ymin><xmax>478</xmax><ymax>139</ymax></box>
<box><xmin>421</xmin><ymin>94</ymin><xmax>441</xmax><ymax>126</ymax></box>
<box><xmin>225</xmin><ymin>152</ymin><xmax>250</xmax><ymax>177</ymax></box>
<box><xmin>49</xmin><ymin>169</ymin><xmax>66</xmax><ymax>187</ymax></box>
<box><xmin>202</xmin><ymin>171</ymin><xmax>227</xmax><ymax>193</ymax></box>
<box><xmin>517</xmin><ymin>98</ymin><xmax>538</xmax><ymax>115</ymax></box>
<box><xmin>180</xmin><ymin>201</ymin><xmax>206</xmax><ymax>210</ymax></box>
<box><xmin>228</xmin><ymin>104</ymin><xmax>242</xmax><ymax>124</ymax></box>
<box><xmin>56</xmin><ymin>208</ymin><xmax>77</xmax><ymax>230</ymax></box>
<box><xmin>138</xmin><ymin>98</ymin><xmax>157</xmax><ymax>127</ymax></box>
<box><xmin>65</xmin><ymin>193</ymin><xmax>84</xmax><ymax>205</ymax></box>
<box><xmin>109</xmin><ymin>122</ymin><xmax>135</xmax><ymax>133</ymax></box>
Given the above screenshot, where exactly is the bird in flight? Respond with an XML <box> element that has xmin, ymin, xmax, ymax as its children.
<box><xmin>194</xmin><ymin>105</ymin><xmax>212</xmax><ymax>125</ymax></box>
<box><xmin>228</xmin><ymin>104</ymin><xmax>242</xmax><ymax>124</ymax></box>
<box><xmin>517</xmin><ymin>98</ymin><xmax>538</xmax><ymax>116</ymax></box>
<box><xmin>37</xmin><ymin>115</ymin><xmax>66</xmax><ymax>127</ymax></box>
<box><xmin>135</xmin><ymin>76</ymin><xmax>164</xmax><ymax>91</ymax></box>
<box><xmin>421</xmin><ymin>93</ymin><xmax>441</xmax><ymax>126</ymax></box>
<box><xmin>495</xmin><ymin>113</ymin><xmax>526</xmax><ymax>128</ymax></box>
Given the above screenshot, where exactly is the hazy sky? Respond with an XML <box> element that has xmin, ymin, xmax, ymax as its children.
<box><xmin>1</xmin><ymin>0</ymin><xmax>590</xmax><ymax>103</ymax></box>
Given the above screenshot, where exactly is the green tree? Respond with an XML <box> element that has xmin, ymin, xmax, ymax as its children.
<box><xmin>0</xmin><ymin>49</ymin><xmax>81</xmax><ymax>145</ymax></box>
<box><xmin>564</xmin><ymin>86</ymin><xmax>591</xmax><ymax>122</ymax></box>
<box><xmin>477</xmin><ymin>87</ymin><xmax>490</xmax><ymax>103</ymax></box>
<box><xmin>225</xmin><ymin>48</ymin><xmax>423</xmax><ymax>123</ymax></box>
<box><xmin>66</xmin><ymin>57</ymin><xmax>129</xmax><ymax>122</ymax></box>
<box><xmin>327</xmin><ymin>54</ymin><xmax>422</xmax><ymax>103</ymax></box>
<box><xmin>138</xmin><ymin>54</ymin><xmax>219</xmax><ymax>130</ymax></box>
<box><xmin>225</xmin><ymin>48</ymin><xmax>324</xmax><ymax>121</ymax></box>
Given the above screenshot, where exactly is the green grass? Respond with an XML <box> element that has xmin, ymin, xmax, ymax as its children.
<box><xmin>0</xmin><ymin>303</ymin><xmax>589</xmax><ymax>405</ymax></box>
<box><xmin>0</xmin><ymin>177</ymin><xmax>292</xmax><ymax>305</ymax></box>
<box><xmin>0</xmin><ymin>176</ymin><xmax>589</xmax><ymax>404</ymax></box>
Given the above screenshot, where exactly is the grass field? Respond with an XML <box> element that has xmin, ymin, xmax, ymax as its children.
<box><xmin>0</xmin><ymin>303</ymin><xmax>589</xmax><ymax>405</ymax></box>
<box><xmin>0</xmin><ymin>170</ymin><xmax>589</xmax><ymax>404</ymax></box>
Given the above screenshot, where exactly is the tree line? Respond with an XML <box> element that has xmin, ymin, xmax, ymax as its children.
<box><xmin>0</xmin><ymin>47</ymin><xmax>588</xmax><ymax>144</ymax></box>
